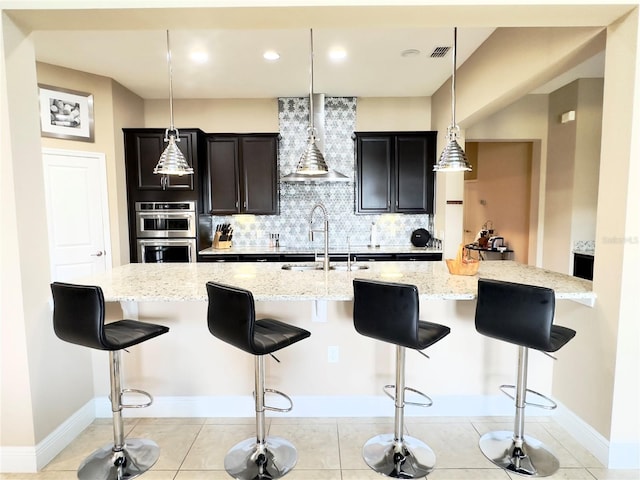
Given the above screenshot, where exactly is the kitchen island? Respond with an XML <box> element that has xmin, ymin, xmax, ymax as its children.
<box><xmin>79</xmin><ymin>261</ymin><xmax>594</xmax><ymax>419</ymax></box>
<box><xmin>87</xmin><ymin>259</ymin><xmax>593</xmax><ymax>303</ymax></box>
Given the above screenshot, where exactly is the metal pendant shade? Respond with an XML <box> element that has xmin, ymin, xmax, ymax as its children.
<box><xmin>154</xmin><ymin>30</ymin><xmax>193</xmax><ymax>176</ymax></box>
<box><xmin>434</xmin><ymin>27</ymin><xmax>472</xmax><ymax>173</ymax></box>
<box><xmin>296</xmin><ymin>131</ymin><xmax>328</xmax><ymax>174</ymax></box>
<box><xmin>282</xmin><ymin>29</ymin><xmax>349</xmax><ymax>182</ymax></box>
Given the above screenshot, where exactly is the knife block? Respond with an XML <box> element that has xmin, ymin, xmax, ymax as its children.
<box><xmin>213</xmin><ymin>232</ymin><xmax>232</xmax><ymax>249</ymax></box>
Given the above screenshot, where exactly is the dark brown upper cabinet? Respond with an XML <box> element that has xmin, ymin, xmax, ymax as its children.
<box><xmin>124</xmin><ymin>128</ymin><xmax>203</xmax><ymax>195</ymax></box>
<box><xmin>203</xmin><ymin>133</ymin><xmax>279</xmax><ymax>215</ymax></box>
<box><xmin>355</xmin><ymin>131</ymin><xmax>436</xmax><ymax>214</ymax></box>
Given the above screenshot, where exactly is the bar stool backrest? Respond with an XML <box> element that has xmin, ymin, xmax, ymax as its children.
<box><xmin>51</xmin><ymin>282</ymin><xmax>109</xmax><ymax>350</ymax></box>
<box><xmin>475</xmin><ymin>278</ymin><xmax>556</xmax><ymax>351</ymax></box>
<box><xmin>353</xmin><ymin>278</ymin><xmax>421</xmax><ymax>349</ymax></box>
<box><xmin>206</xmin><ymin>281</ymin><xmax>256</xmax><ymax>354</ymax></box>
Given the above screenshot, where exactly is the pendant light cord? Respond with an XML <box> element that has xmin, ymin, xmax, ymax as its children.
<box><xmin>166</xmin><ymin>30</ymin><xmax>175</xmax><ymax>131</ymax></box>
<box><xmin>309</xmin><ymin>28</ymin><xmax>315</xmax><ymax>134</ymax></box>
<box><xmin>451</xmin><ymin>27</ymin><xmax>457</xmax><ymax>128</ymax></box>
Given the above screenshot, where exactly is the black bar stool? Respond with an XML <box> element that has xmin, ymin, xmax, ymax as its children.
<box><xmin>475</xmin><ymin>278</ymin><xmax>577</xmax><ymax>477</ymax></box>
<box><xmin>206</xmin><ymin>281</ymin><xmax>311</xmax><ymax>480</ymax></box>
<box><xmin>352</xmin><ymin>278</ymin><xmax>451</xmax><ymax>478</ymax></box>
<box><xmin>50</xmin><ymin>282</ymin><xmax>169</xmax><ymax>480</ymax></box>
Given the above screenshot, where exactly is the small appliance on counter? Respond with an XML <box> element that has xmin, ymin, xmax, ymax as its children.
<box><xmin>488</xmin><ymin>236</ymin><xmax>505</xmax><ymax>250</ymax></box>
<box><xmin>411</xmin><ymin>228</ymin><xmax>431</xmax><ymax>247</ymax></box>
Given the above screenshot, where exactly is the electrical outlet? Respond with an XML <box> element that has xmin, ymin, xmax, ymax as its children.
<box><xmin>327</xmin><ymin>346</ymin><xmax>339</xmax><ymax>363</ymax></box>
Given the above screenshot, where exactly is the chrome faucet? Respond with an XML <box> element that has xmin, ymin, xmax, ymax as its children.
<box><xmin>309</xmin><ymin>203</ymin><xmax>330</xmax><ymax>270</ymax></box>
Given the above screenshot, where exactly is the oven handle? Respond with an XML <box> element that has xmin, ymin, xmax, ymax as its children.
<box><xmin>137</xmin><ymin>212</ymin><xmax>194</xmax><ymax>219</ymax></box>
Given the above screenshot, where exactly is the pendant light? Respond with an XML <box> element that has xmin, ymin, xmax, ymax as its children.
<box><xmin>282</xmin><ymin>29</ymin><xmax>349</xmax><ymax>182</ymax></box>
<box><xmin>153</xmin><ymin>30</ymin><xmax>193</xmax><ymax>176</ymax></box>
<box><xmin>433</xmin><ymin>27</ymin><xmax>472</xmax><ymax>172</ymax></box>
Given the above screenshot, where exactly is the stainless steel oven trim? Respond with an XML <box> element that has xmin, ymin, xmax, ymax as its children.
<box><xmin>137</xmin><ymin>238</ymin><xmax>197</xmax><ymax>263</ymax></box>
<box><xmin>135</xmin><ymin>211</ymin><xmax>196</xmax><ymax>238</ymax></box>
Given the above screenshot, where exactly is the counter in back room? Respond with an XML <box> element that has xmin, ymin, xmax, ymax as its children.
<box><xmin>76</xmin><ymin>260</ymin><xmax>594</xmax><ymax>419</ymax></box>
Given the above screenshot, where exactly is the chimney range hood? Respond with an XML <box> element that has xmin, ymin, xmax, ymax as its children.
<box><xmin>281</xmin><ymin>94</ymin><xmax>350</xmax><ymax>183</ymax></box>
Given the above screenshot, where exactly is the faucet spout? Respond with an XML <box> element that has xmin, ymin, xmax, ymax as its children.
<box><xmin>309</xmin><ymin>203</ymin><xmax>330</xmax><ymax>271</ymax></box>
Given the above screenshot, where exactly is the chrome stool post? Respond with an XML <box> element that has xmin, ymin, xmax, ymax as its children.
<box><xmin>224</xmin><ymin>355</ymin><xmax>298</xmax><ymax>480</ymax></box>
<box><xmin>478</xmin><ymin>346</ymin><xmax>560</xmax><ymax>477</ymax></box>
<box><xmin>78</xmin><ymin>350</ymin><xmax>160</xmax><ymax>480</ymax></box>
<box><xmin>362</xmin><ymin>345</ymin><xmax>436</xmax><ymax>478</ymax></box>
<box><xmin>352</xmin><ymin>279</ymin><xmax>450</xmax><ymax>479</ymax></box>
<box><xmin>474</xmin><ymin>279</ymin><xmax>576</xmax><ymax>478</ymax></box>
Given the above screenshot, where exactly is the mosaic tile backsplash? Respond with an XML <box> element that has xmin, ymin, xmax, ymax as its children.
<box><xmin>205</xmin><ymin>96</ymin><xmax>434</xmax><ymax>249</ymax></box>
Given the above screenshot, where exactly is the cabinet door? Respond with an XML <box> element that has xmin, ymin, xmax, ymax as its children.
<box><xmin>206</xmin><ymin>136</ymin><xmax>240</xmax><ymax>214</ymax></box>
<box><xmin>395</xmin><ymin>135</ymin><xmax>433</xmax><ymax>213</ymax></box>
<box><xmin>357</xmin><ymin>135</ymin><xmax>392</xmax><ymax>213</ymax></box>
<box><xmin>241</xmin><ymin>136</ymin><xmax>278</xmax><ymax>214</ymax></box>
<box><xmin>125</xmin><ymin>130</ymin><xmax>194</xmax><ymax>191</ymax></box>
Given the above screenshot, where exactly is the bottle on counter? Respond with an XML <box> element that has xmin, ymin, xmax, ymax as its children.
<box><xmin>369</xmin><ymin>222</ymin><xmax>379</xmax><ymax>247</ymax></box>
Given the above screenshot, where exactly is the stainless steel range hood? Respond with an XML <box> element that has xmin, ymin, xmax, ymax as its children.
<box><xmin>281</xmin><ymin>95</ymin><xmax>350</xmax><ymax>183</ymax></box>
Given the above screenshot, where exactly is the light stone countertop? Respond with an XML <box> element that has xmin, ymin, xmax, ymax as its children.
<box><xmin>79</xmin><ymin>260</ymin><xmax>595</xmax><ymax>304</ymax></box>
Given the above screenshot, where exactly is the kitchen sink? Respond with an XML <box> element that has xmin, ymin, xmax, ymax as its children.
<box><xmin>281</xmin><ymin>263</ymin><xmax>324</xmax><ymax>271</ymax></box>
<box><xmin>330</xmin><ymin>263</ymin><xmax>370</xmax><ymax>271</ymax></box>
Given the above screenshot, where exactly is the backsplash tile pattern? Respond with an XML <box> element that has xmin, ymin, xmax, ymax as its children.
<box><xmin>206</xmin><ymin>97</ymin><xmax>433</xmax><ymax>250</ymax></box>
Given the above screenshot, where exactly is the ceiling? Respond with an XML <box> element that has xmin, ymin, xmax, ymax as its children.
<box><xmin>31</xmin><ymin>27</ymin><xmax>604</xmax><ymax>100</ymax></box>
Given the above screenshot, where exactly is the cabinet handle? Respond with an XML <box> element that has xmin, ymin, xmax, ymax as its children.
<box><xmin>243</xmin><ymin>201</ymin><xmax>247</xmax><ymax>209</ymax></box>
<box><xmin>235</xmin><ymin>201</ymin><xmax>239</xmax><ymax>208</ymax></box>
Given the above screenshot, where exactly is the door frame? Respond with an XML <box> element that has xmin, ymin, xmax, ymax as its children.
<box><xmin>42</xmin><ymin>148</ymin><xmax>113</xmax><ymax>276</ymax></box>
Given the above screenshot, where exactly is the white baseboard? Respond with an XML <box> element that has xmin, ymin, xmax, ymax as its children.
<box><xmin>555</xmin><ymin>401</ymin><xmax>639</xmax><ymax>469</ymax></box>
<box><xmin>0</xmin><ymin>400</ymin><xmax>94</xmax><ymax>473</ymax></box>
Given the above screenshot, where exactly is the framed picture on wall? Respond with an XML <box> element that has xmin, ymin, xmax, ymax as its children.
<box><xmin>38</xmin><ymin>84</ymin><xmax>94</xmax><ymax>142</ymax></box>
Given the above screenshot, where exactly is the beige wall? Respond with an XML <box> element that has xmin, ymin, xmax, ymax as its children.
<box><xmin>355</xmin><ymin>97</ymin><xmax>430</xmax><ymax>131</ymax></box>
<box><xmin>111</xmin><ymin>80</ymin><xmax>145</xmax><ymax>265</ymax></box>
<box><xmin>144</xmin><ymin>97</ymin><xmax>278</xmax><ymax>132</ymax></box>
<box><xmin>572</xmin><ymin>78</ymin><xmax>603</xmax><ymax>246</ymax></box>
<box><xmin>543</xmin><ymin>78</ymin><xmax>603</xmax><ymax>274</ymax></box>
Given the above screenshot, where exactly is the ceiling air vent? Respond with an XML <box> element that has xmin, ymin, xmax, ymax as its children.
<box><xmin>430</xmin><ymin>46</ymin><xmax>451</xmax><ymax>58</ymax></box>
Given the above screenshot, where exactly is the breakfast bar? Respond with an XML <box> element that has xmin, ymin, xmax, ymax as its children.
<box><xmin>80</xmin><ymin>261</ymin><xmax>594</xmax><ymax>418</ymax></box>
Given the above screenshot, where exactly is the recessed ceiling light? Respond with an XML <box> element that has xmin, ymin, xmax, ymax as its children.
<box><xmin>189</xmin><ymin>51</ymin><xmax>209</xmax><ymax>64</ymax></box>
<box><xmin>263</xmin><ymin>50</ymin><xmax>280</xmax><ymax>61</ymax></box>
<box><xmin>329</xmin><ymin>48</ymin><xmax>347</xmax><ymax>62</ymax></box>
<box><xmin>400</xmin><ymin>49</ymin><xmax>421</xmax><ymax>58</ymax></box>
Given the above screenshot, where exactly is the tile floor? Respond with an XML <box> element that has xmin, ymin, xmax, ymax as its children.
<box><xmin>1</xmin><ymin>416</ymin><xmax>638</xmax><ymax>480</ymax></box>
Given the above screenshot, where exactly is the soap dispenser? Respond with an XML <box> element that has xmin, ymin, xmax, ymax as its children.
<box><xmin>369</xmin><ymin>222</ymin><xmax>379</xmax><ymax>248</ymax></box>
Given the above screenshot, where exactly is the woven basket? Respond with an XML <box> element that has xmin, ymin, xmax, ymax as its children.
<box><xmin>445</xmin><ymin>244</ymin><xmax>480</xmax><ymax>276</ymax></box>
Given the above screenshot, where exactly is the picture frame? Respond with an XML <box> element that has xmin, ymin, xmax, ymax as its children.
<box><xmin>38</xmin><ymin>84</ymin><xmax>94</xmax><ymax>142</ymax></box>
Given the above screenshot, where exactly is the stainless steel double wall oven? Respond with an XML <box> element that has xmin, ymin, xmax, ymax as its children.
<box><xmin>135</xmin><ymin>201</ymin><xmax>197</xmax><ymax>263</ymax></box>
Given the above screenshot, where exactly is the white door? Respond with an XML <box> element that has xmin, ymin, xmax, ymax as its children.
<box><xmin>42</xmin><ymin>149</ymin><xmax>112</xmax><ymax>282</ymax></box>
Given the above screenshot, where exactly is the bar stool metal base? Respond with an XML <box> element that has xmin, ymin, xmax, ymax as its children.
<box><xmin>479</xmin><ymin>431</ymin><xmax>560</xmax><ymax>477</ymax></box>
<box><xmin>77</xmin><ymin>438</ymin><xmax>160</xmax><ymax>480</ymax></box>
<box><xmin>362</xmin><ymin>433</ymin><xmax>436</xmax><ymax>479</ymax></box>
<box><xmin>224</xmin><ymin>436</ymin><xmax>297</xmax><ymax>480</ymax></box>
